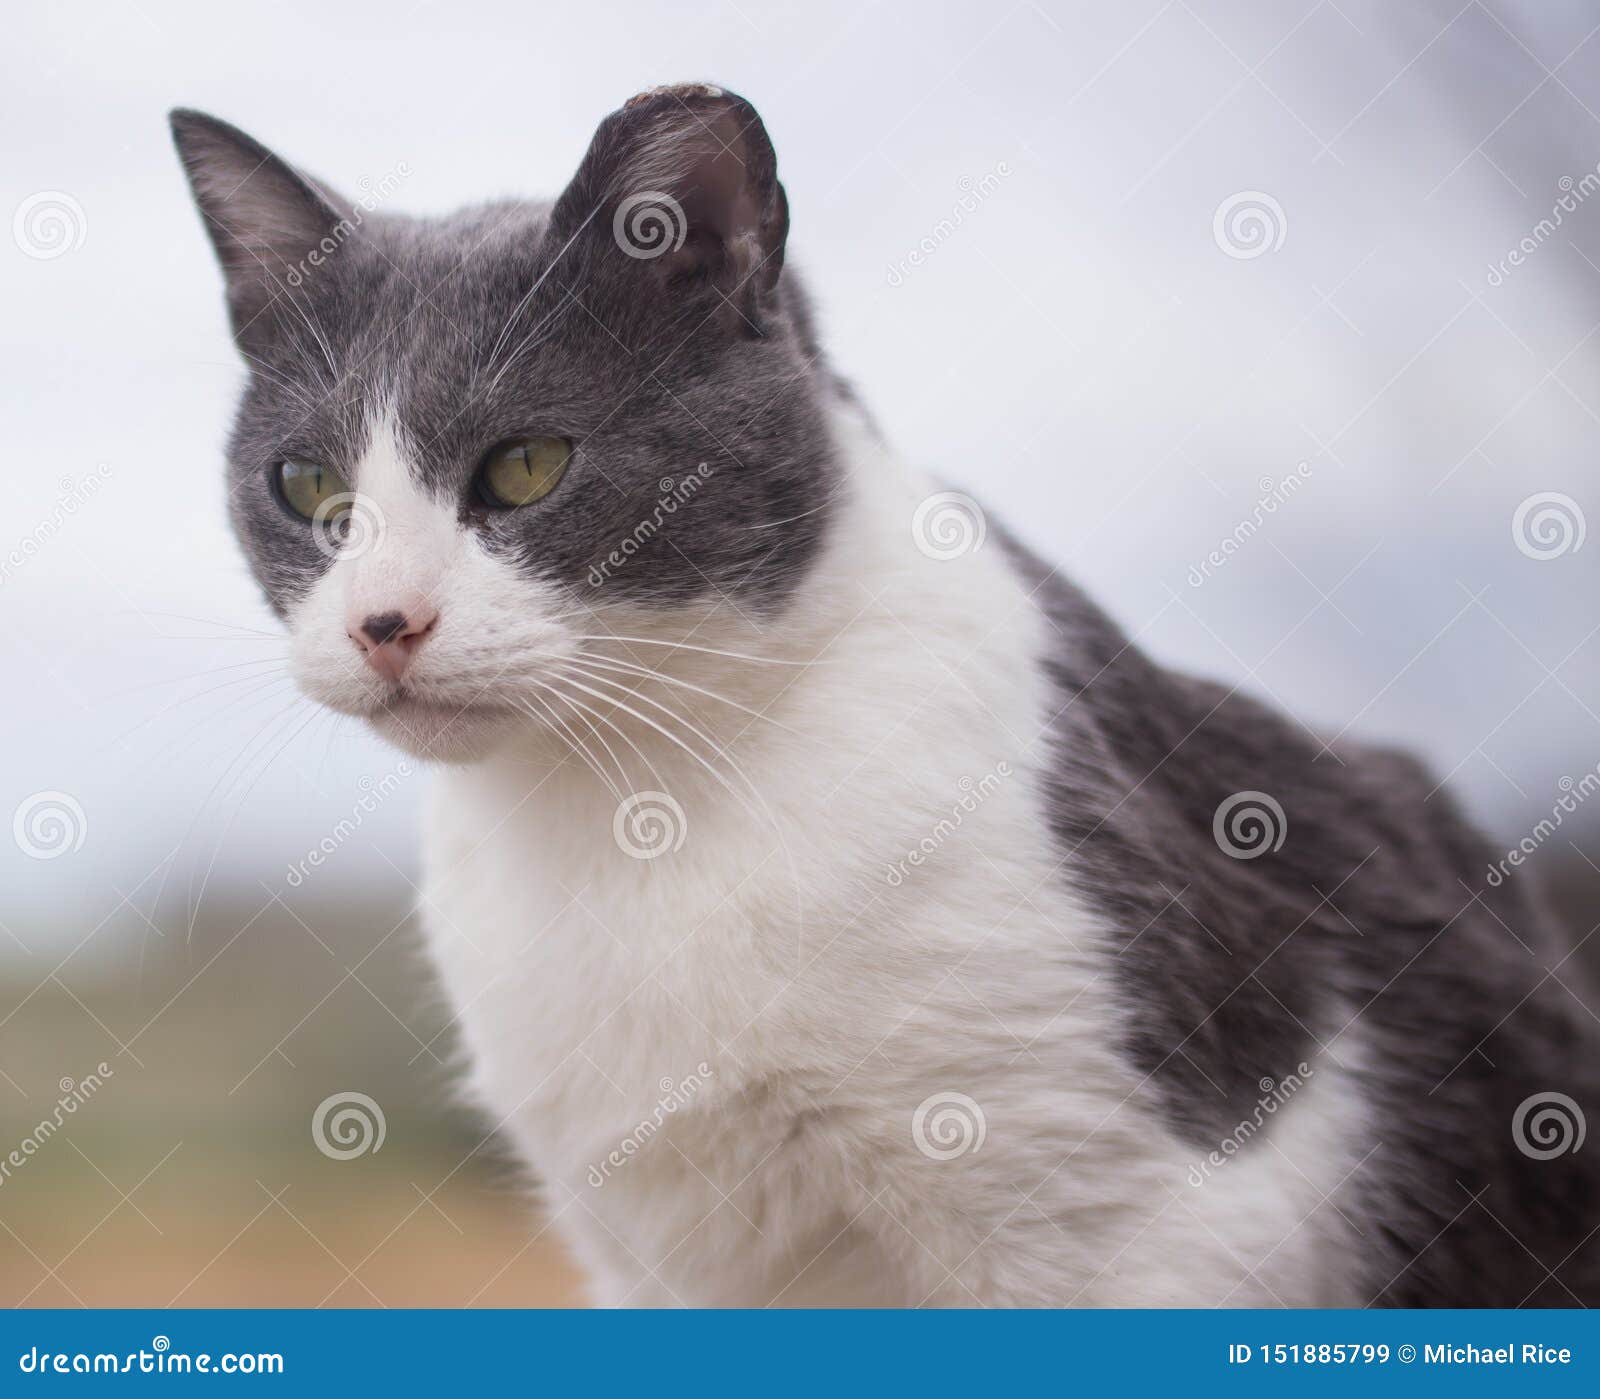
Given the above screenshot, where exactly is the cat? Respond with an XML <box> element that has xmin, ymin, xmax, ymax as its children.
<box><xmin>172</xmin><ymin>83</ymin><xmax>1598</xmax><ymax>1307</ymax></box>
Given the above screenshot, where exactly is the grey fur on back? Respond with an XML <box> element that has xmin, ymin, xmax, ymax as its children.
<box><xmin>1004</xmin><ymin>532</ymin><xmax>1599</xmax><ymax>1306</ymax></box>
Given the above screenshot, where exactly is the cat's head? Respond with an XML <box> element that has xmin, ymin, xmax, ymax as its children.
<box><xmin>172</xmin><ymin>85</ymin><xmax>838</xmax><ymax>762</ymax></box>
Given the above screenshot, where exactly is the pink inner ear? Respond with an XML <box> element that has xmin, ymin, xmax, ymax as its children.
<box><xmin>680</xmin><ymin>112</ymin><xmax>760</xmax><ymax>238</ymax></box>
<box><xmin>646</xmin><ymin>108</ymin><xmax>786</xmax><ymax>321</ymax></box>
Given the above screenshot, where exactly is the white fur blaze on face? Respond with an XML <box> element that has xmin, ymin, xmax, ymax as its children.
<box><xmin>285</xmin><ymin>411</ymin><xmax>568</xmax><ymax>762</ymax></box>
<box><xmin>337</xmin><ymin>418</ymin><xmax>455</xmax><ymax>635</ymax></box>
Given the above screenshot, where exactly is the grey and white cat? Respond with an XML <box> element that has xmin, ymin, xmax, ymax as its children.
<box><xmin>173</xmin><ymin>85</ymin><xmax>1597</xmax><ymax>1307</ymax></box>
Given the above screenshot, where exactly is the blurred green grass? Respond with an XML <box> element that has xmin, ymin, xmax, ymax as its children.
<box><xmin>0</xmin><ymin>891</ymin><xmax>583</xmax><ymax>1307</ymax></box>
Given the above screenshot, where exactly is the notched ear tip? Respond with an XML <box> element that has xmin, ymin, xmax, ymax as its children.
<box><xmin>547</xmin><ymin>84</ymin><xmax>790</xmax><ymax>336</ymax></box>
<box><xmin>622</xmin><ymin>81</ymin><xmax>732</xmax><ymax>111</ymax></box>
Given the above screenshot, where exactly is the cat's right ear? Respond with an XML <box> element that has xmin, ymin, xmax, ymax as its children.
<box><xmin>169</xmin><ymin>109</ymin><xmax>349</xmax><ymax>349</ymax></box>
<box><xmin>548</xmin><ymin>84</ymin><xmax>790</xmax><ymax>339</ymax></box>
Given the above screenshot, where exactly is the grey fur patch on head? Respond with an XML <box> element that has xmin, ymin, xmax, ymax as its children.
<box><xmin>170</xmin><ymin>88</ymin><xmax>834</xmax><ymax>621</ymax></box>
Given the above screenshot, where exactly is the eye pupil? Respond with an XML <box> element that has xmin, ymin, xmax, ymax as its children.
<box><xmin>275</xmin><ymin>459</ymin><xmax>353</xmax><ymax>522</ymax></box>
<box><xmin>478</xmin><ymin>436</ymin><xmax>572</xmax><ymax>508</ymax></box>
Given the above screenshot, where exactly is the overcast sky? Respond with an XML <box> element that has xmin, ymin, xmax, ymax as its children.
<box><xmin>4</xmin><ymin>0</ymin><xmax>1599</xmax><ymax>953</ymax></box>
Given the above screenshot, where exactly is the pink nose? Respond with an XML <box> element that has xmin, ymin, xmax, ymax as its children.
<box><xmin>348</xmin><ymin>604</ymin><xmax>438</xmax><ymax>683</ymax></box>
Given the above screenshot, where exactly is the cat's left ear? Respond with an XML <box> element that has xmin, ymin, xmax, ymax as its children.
<box><xmin>169</xmin><ymin>109</ymin><xmax>352</xmax><ymax>350</ymax></box>
<box><xmin>549</xmin><ymin>84</ymin><xmax>789</xmax><ymax>337</ymax></box>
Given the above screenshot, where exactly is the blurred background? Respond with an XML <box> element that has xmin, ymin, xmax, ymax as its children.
<box><xmin>3</xmin><ymin>0</ymin><xmax>1598</xmax><ymax>1306</ymax></box>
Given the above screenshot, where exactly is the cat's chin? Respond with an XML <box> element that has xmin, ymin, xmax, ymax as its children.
<box><xmin>365</xmin><ymin>699</ymin><xmax>519</xmax><ymax>765</ymax></box>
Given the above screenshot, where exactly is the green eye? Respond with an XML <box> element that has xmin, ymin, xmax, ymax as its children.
<box><xmin>477</xmin><ymin>436</ymin><xmax>572</xmax><ymax>508</ymax></box>
<box><xmin>276</xmin><ymin>460</ymin><xmax>353</xmax><ymax>522</ymax></box>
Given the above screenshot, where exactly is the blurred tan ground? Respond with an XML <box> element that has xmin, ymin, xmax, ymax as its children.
<box><xmin>0</xmin><ymin>896</ymin><xmax>587</xmax><ymax>1308</ymax></box>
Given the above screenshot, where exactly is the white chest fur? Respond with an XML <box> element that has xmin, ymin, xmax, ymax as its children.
<box><xmin>417</xmin><ymin>412</ymin><xmax>1360</xmax><ymax>1307</ymax></box>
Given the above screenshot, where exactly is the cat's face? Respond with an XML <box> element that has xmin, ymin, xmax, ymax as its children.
<box><xmin>173</xmin><ymin>87</ymin><xmax>836</xmax><ymax>761</ymax></box>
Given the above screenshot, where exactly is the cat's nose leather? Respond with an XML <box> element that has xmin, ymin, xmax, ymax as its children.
<box><xmin>348</xmin><ymin>602</ymin><xmax>438</xmax><ymax>683</ymax></box>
